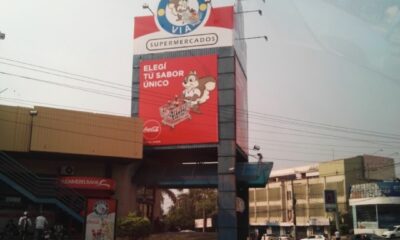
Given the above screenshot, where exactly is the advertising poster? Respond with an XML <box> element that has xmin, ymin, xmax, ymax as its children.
<box><xmin>139</xmin><ymin>55</ymin><xmax>218</xmax><ymax>146</ymax></box>
<box><xmin>134</xmin><ymin>1</ymin><xmax>233</xmax><ymax>54</ymax></box>
<box><xmin>85</xmin><ymin>199</ymin><xmax>116</xmax><ymax>240</ymax></box>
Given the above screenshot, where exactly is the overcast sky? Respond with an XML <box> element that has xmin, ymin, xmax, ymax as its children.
<box><xmin>1</xmin><ymin>0</ymin><xmax>399</xmax><ymax>178</ymax></box>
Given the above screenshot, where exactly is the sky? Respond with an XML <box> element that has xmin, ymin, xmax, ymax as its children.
<box><xmin>1</xmin><ymin>0</ymin><xmax>400</xmax><ymax>181</ymax></box>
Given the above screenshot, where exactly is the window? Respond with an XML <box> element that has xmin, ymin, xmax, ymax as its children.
<box><xmin>378</xmin><ymin>204</ymin><xmax>400</xmax><ymax>228</ymax></box>
<box><xmin>256</xmin><ymin>189</ymin><xmax>267</xmax><ymax>201</ymax></box>
<box><xmin>268</xmin><ymin>188</ymin><xmax>281</xmax><ymax>201</ymax></box>
<box><xmin>356</xmin><ymin>205</ymin><xmax>376</xmax><ymax>222</ymax></box>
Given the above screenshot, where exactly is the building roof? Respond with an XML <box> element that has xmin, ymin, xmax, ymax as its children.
<box><xmin>269</xmin><ymin>164</ymin><xmax>318</xmax><ymax>178</ymax></box>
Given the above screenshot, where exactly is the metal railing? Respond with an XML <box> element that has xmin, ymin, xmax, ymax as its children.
<box><xmin>0</xmin><ymin>151</ymin><xmax>86</xmax><ymax>222</ymax></box>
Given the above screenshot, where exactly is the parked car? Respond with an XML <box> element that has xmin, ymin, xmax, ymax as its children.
<box><xmin>351</xmin><ymin>234</ymin><xmax>385</xmax><ymax>240</ymax></box>
<box><xmin>382</xmin><ymin>225</ymin><xmax>400</xmax><ymax>239</ymax></box>
<box><xmin>262</xmin><ymin>233</ymin><xmax>279</xmax><ymax>240</ymax></box>
<box><xmin>279</xmin><ymin>234</ymin><xmax>293</xmax><ymax>240</ymax></box>
<box><xmin>300</xmin><ymin>235</ymin><xmax>326</xmax><ymax>240</ymax></box>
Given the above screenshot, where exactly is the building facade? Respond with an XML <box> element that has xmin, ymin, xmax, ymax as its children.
<box><xmin>0</xmin><ymin>105</ymin><xmax>144</xmax><ymax>237</ymax></box>
<box><xmin>249</xmin><ymin>155</ymin><xmax>396</xmax><ymax>238</ymax></box>
<box><xmin>350</xmin><ymin>181</ymin><xmax>400</xmax><ymax>235</ymax></box>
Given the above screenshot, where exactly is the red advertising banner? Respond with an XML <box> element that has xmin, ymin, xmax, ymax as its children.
<box><xmin>85</xmin><ymin>198</ymin><xmax>117</xmax><ymax>240</ymax></box>
<box><xmin>139</xmin><ymin>55</ymin><xmax>218</xmax><ymax>146</ymax></box>
<box><xmin>59</xmin><ymin>177</ymin><xmax>116</xmax><ymax>191</ymax></box>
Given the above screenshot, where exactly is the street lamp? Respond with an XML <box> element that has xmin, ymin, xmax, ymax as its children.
<box><xmin>142</xmin><ymin>3</ymin><xmax>155</xmax><ymax>16</ymax></box>
<box><xmin>235</xmin><ymin>9</ymin><xmax>263</xmax><ymax>16</ymax></box>
<box><xmin>236</xmin><ymin>36</ymin><xmax>268</xmax><ymax>41</ymax></box>
<box><xmin>249</xmin><ymin>145</ymin><xmax>263</xmax><ymax>162</ymax></box>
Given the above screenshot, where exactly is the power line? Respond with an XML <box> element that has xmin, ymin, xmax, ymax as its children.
<box><xmin>0</xmin><ymin>96</ymin><xmax>128</xmax><ymax>116</ymax></box>
<box><xmin>0</xmin><ymin>56</ymin><xmax>131</xmax><ymax>88</ymax></box>
<box><xmin>0</xmin><ymin>117</ymin><xmax>143</xmax><ymax>145</ymax></box>
<box><xmin>0</xmin><ymin>71</ymin><xmax>131</xmax><ymax>100</ymax></box>
<box><xmin>0</xmin><ymin>61</ymin><xmax>131</xmax><ymax>92</ymax></box>
<box><xmin>2</xmin><ymin>56</ymin><xmax>399</xmax><ymax>141</ymax></box>
<box><xmin>2</xmin><ymin>96</ymin><xmax>399</xmax><ymax>154</ymax></box>
<box><xmin>2</xmin><ymin>65</ymin><xmax>399</xmax><ymax>143</ymax></box>
<box><xmin>247</xmin><ymin>112</ymin><xmax>400</xmax><ymax>140</ymax></box>
<box><xmin>1</xmin><ymin>109</ymin><xmax>398</xmax><ymax>166</ymax></box>
<box><xmin>2</xmin><ymin>70</ymin><xmax>400</xmax><ymax>148</ymax></box>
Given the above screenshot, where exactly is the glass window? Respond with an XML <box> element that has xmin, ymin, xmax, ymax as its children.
<box><xmin>356</xmin><ymin>205</ymin><xmax>376</xmax><ymax>222</ymax></box>
<box><xmin>378</xmin><ymin>204</ymin><xmax>400</xmax><ymax>228</ymax></box>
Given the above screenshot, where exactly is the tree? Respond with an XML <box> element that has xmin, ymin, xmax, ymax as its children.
<box><xmin>116</xmin><ymin>212</ymin><xmax>152</xmax><ymax>240</ymax></box>
<box><xmin>191</xmin><ymin>189</ymin><xmax>217</xmax><ymax>232</ymax></box>
<box><xmin>164</xmin><ymin>189</ymin><xmax>217</xmax><ymax>232</ymax></box>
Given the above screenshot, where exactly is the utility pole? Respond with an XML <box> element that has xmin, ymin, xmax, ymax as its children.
<box><xmin>335</xmin><ymin>208</ymin><xmax>340</xmax><ymax>236</ymax></box>
<box><xmin>292</xmin><ymin>180</ymin><xmax>297</xmax><ymax>240</ymax></box>
<box><xmin>292</xmin><ymin>194</ymin><xmax>297</xmax><ymax>240</ymax></box>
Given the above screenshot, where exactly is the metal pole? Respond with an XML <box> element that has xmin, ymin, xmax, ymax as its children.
<box><xmin>335</xmin><ymin>210</ymin><xmax>340</xmax><ymax>236</ymax></box>
<box><xmin>292</xmin><ymin>180</ymin><xmax>297</xmax><ymax>240</ymax></box>
<box><xmin>335</xmin><ymin>192</ymin><xmax>339</xmax><ymax>236</ymax></box>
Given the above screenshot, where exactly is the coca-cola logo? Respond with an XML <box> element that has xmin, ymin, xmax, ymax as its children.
<box><xmin>143</xmin><ymin>120</ymin><xmax>162</xmax><ymax>140</ymax></box>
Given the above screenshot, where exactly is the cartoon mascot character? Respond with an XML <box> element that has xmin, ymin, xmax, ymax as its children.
<box><xmin>168</xmin><ymin>0</ymin><xmax>199</xmax><ymax>24</ymax></box>
<box><xmin>182</xmin><ymin>71</ymin><xmax>216</xmax><ymax>113</ymax></box>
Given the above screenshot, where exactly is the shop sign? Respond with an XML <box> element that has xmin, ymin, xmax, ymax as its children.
<box><xmin>59</xmin><ymin>177</ymin><xmax>116</xmax><ymax>191</ymax></box>
<box><xmin>85</xmin><ymin>198</ymin><xmax>117</xmax><ymax>240</ymax></box>
<box><xmin>350</xmin><ymin>182</ymin><xmax>400</xmax><ymax>199</ymax></box>
<box><xmin>139</xmin><ymin>55</ymin><xmax>218</xmax><ymax>146</ymax></box>
<box><xmin>134</xmin><ymin>1</ymin><xmax>233</xmax><ymax>54</ymax></box>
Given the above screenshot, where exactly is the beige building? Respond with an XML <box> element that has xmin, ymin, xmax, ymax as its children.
<box><xmin>0</xmin><ymin>105</ymin><xmax>144</xmax><ymax>232</ymax></box>
<box><xmin>249</xmin><ymin>155</ymin><xmax>396</xmax><ymax>238</ymax></box>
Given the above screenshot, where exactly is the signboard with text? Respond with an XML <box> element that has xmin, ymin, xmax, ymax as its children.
<box><xmin>85</xmin><ymin>198</ymin><xmax>116</xmax><ymax>240</ymax></box>
<box><xmin>134</xmin><ymin>1</ymin><xmax>233</xmax><ymax>54</ymax></box>
<box><xmin>139</xmin><ymin>55</ymin><xmax>218</xmax><ymax>146</ymax></box>
<box><xmin>59</xmin><ymin>176</ymin><xmax>116</xmax><ymax>191</ymax></box>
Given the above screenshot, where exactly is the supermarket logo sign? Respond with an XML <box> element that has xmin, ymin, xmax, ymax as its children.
<box><xmin>133</xmin><ymin>4</ymin><xmax>233</xmax><ymax>54</ymax></box>
<box><xmin>157</xmin><ymin>0</ymin><xmax>209</xmax><ymax>35</ymax></box>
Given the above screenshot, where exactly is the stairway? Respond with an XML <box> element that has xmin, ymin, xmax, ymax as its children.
<box><xmin>0</xmin><ymin>151</ymin><xmax>86</xmax><ymax>223</ymax></box>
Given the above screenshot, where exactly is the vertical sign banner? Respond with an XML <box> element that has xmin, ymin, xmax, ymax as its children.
<box><xmin>235</xmin><ymin>59</ymin><xmax>248</xmax><ymax>154</ymax></box>
<box><xmin>85</xmin><ymin>199</ymin><xmax>117</xmax><ymax>240</ymax></box>
<box><xmin>324</xmin><ymin>190</ymin><xmax>337</xmax><ymax>212</ymax></box>
<box><xmin>139</xmin><ymin>55</ymin><xmax>218</xmax><ymax>146</ymax></box>
<box><xmin>134</xmin><ymin>1</ymin><xmax>233</xmax><ymax>54</ymax></box>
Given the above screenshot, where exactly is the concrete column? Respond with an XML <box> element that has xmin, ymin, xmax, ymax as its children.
<box><xmin>112</xmin><ymin>162</ymin><xmax>140</xmax><ymax>217</ymax></box>
<box><xmin>352</xmin><ymin>206</ymin><xmax>357</xmax><ymax>228</ymax></box>
<box><xmin>218</xmin><ymin>140</ymin><xmax>237</xmax><ymax>240</ymax></box>
<box><xmin>217</xmin><ymin>50</ymin><xmax>238</xmax><ymax>239</ymax></box>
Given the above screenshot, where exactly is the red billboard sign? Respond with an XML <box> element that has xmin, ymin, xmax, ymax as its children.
<box><xmin>139</xmin><ymin>55</ymin><xmax>218</xmax><ymax>146</ymax></box>
<box><xmin>59</xmin><ymin>177</ymin><xmax>116</xmax><ymax>191</ymax></box>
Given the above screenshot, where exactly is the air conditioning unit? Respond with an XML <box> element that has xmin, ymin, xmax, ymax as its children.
<box><xmin>60</xmin><ymin>166</ymin><xmax>75</xmax><ymax>176</ymax></box>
